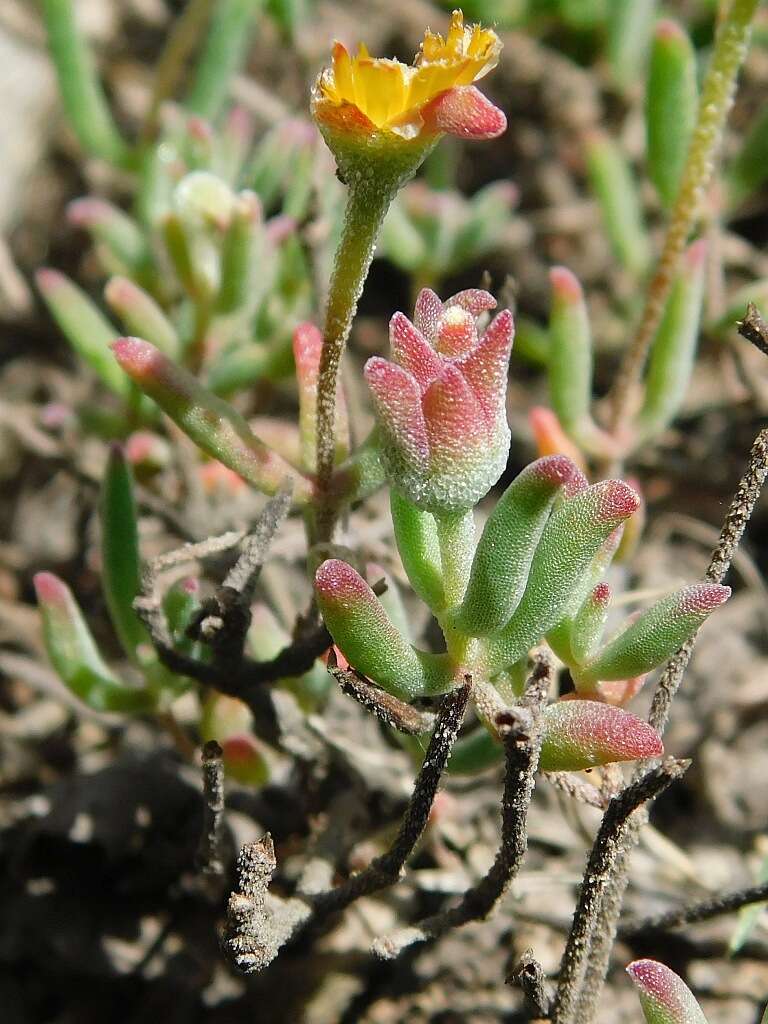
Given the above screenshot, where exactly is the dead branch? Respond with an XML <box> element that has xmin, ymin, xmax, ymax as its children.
<box><xmin>308</xmin><ymin>679</ymin><xmax>471</xmax><ymax>919</ymax></box>
<box><xmin>221</xmin><ymin>834</ymin><xmax>310</xmax><ymax>973</ymax></box>
<box><xmin>196</xmin><ymin>740</ymin><xmax>226</xmax><ymax>879</ymax></box>
<box><xmin>327</xmin><ymin>652</ymin><xmax>435</xmax><ymax>735</ymax></box>
<box><xmin>551</xmin><ymin>759</ymin><xmax>690</xmax><ymax>1024</ymax></box>
<box><xmin>510</xmin><ymin>947</ymin><xmax>554</xmax><ymax>1020</ymax></box>
<box><xmin>737</xmin><ymin>301</ymin><xmax>768</xmax><ymax>357</ymax></box>
<box><xmin>620</xmin><ymin>879</ymin><xmax>768</xmax><ymax>936</ymax></box>
<box><xmin>372</xmin><ymin>652</ymin><xmax>551</xmax><ymax>959</ymax></box>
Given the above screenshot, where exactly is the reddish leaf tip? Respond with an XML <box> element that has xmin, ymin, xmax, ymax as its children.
<box><xmin>33</xmin><ymin>571</ymin><xmax>68</xmax><ymax>605</ymax></box>
<box><xmin>292</xmin><ymin>321</ymin><xmax>323</xmax><ymax>370</ymax></box>
<box><xmin>67</xmin><ymin>197</ymin><xmax>111</xmax><ymax>227</ymax></box>
<box><xmin>315</xmin><ymin>559</ymin><xmax>369</xmax><ymax>601</ymax></box>
<box><xmin>592</xmin><ymin>582</ymin><xmax>611</xmax><ymax>605</ymax></box>
<box><xmin>596</xmin><ymin>480</ymin><xmax>641</xmax><ymax>522</ymax></box>
<box><xmin>550</xmin><ymin>265</ymin><xmax>583</xmax><ymax>303</ymax></box>
<box><xmin>654</xmin><ymin>18</ymin><xmax>688</xmax><ymax>42</ymax></box>
<box><xmin>112</xmin><ymin>336</ymin><xmax>163</xmax><ymax>378</ymax></box>
<box><xmin>678</xmin><ymin>582</ymin><xmax>731</xmax><ymax>614</ymax></box>
<box><xmin>685</xmin><ymin>237</ymin><xmax>708</xmax><ymax>269</ymax></box>
<box><xmin>35</xmin><ymin>268</ymin><xmax>66</xmax><ymax>293</ymax></box>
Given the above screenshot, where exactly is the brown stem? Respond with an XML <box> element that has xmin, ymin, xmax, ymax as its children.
<box><xmin>372</xmin><ymin>653</ymin><xmax>551</xmax><ymax>959</ymax></box>
<box><xmin>308</xmin><ymin>680</ymin><xmax>471</xmax><ymax>919</ymax></box>
<box><xmin>551</xmin><ymin>760</ymin><xmax>689</xmax><ymax>1024</ymax></box>
<box><xmin>620</xmin><ymin>879</ymin><xmax>768</xmax><ymax>935</ymax></box>
<box><xmin>196</xmin><ymin>739</ymin><xmax>226</xmax><ymax>877</ymax></box>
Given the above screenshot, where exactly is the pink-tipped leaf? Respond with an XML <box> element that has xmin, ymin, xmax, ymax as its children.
<box><xmin>454</xmin><ymin>456</ymin><xmax>582</xmax><ymax>637</ymax></box>
<box><xmin>34</xmin><ymin>572</ymin><xmax>153</xmax><ymax>713</ymax></box>
<box><xmin>113</xmin><ymin>337</ymin><xmax>311</xmax><ymax>502</ymax></box>
<box><xmin>539</xmin><ymin>700</ymin><xmax>663</xmax><ymax>773</ymax></box>
<box><xmin>627</xmin><ymin>959</ymin><xmax>708</xmax><ymax>1024</ymax></box>
<box><xmin>578</xmin><ymin>582</ymin><xmax>730</xmax><ymax>684</ymax></box>
<box><xmin>315</xmin><ymin>559</ymin><xmax>453</xmax><ymax>700</ymax></box>
<box><xmin>487</xmin><ymin>481</ymin><xmax>640</xmax><ymax>673</ymax></box>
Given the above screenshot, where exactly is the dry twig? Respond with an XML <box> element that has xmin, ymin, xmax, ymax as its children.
<box><xmin>372</xmin><ymin>652</ymin><xmax>551</xmax><ymax>959</ymax></box>
<box><xmin>551</xmin><ymin>759</ymin><xmax>690</xmax><ymax>1024</ymax></box>
<box><xmin>196</xmin><ymin>740</ymin><xmax>226</xmax><ymax>879</ymax></box>
<box><xmin>620</xmin><ymin>879</ymin><xmax>768</xmax><ymax>935</ymax></box>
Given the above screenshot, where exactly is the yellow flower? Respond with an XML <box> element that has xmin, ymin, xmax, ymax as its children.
<box><xmin>312</xmin><ymin>10</ymin><xmax>503</xmax><ymax>140</ymax></box>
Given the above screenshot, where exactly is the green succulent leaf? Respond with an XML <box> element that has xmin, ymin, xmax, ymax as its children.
<box><xmin>454</xmin><ymin>455</ymin><xmax>582</xmax><ymax>637</ymax></box>
<box><xmin>578</xmin><ymin>583</ymin><xmax>730</xmax><ymax>685</ymax></box>
<box><xmin>101</xmin><ymin>445</ymin><xmax>149</xmax><ymax>662</ymax></box>
<box><xmin>646</xmin><ymin>20</ymin><xmax>698</xmax><ymax>209</ymax></box>
<box><xmin>315</xmin><ymin>559</ymin><xmax>453</xmax><ymax>701</ymax></box>
<box><xmin>34</xmin><ymin>572</ymin><xmax>153</xmax><ymax>713</ymax></box>
<box><xmin>486</xmin><ymin>481</ymin><xmax>640</xmax><ymax>674</ymax></box>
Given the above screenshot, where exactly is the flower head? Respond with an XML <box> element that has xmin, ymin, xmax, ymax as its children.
<box><xmin>312</xmin><ymin>10</ymin><xmax>505</xmax><ymax>143</ymax></box>
<box><xmin>365</xmin><ymin>287</ymin><xmax>513</xmax><ymax>512</ymax></box>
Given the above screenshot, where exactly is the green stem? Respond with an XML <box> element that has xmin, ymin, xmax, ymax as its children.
<box><xmin>312</xmin><ymin>128</ymin><xmax>438</xmax><ymax>538</ymax></box>
<box><xmin>606</xmin><ymin>0</ymin><xmax>759</xmax><ymax>440</ymax></box>
<box><xmin>434</xmin><ymin>509</ymin><xmax>475</xmax><ymax>664</ymax></box>
<box><xmin>314</xmin><ymin>181</ymin><xmax>398</xmax><ymax>519</ymax></box>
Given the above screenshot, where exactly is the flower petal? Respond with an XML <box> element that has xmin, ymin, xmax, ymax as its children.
<box><xmin>455</xmin><ymin>309</ymin><xmax>514</xmax><ymax>423</ymax></box>
<box><xmin>364</xmin><ymin>356</ymin><xmax>429</xmax><ymax>470</ymax></box>
<box><xmin>434</xmin><ymin>306</ymin><xmax>478</xmax><ymax>357</ymax></box>
<box><xmin>413</xmin><ymin>287</ymin><xmax>443</xmax><ymax>341</ymax></box>
<box><xmin>390</xmin><ymin>311</ymin><xmax>442</xmax><ymax>391</ymax></box>
<box><xmin>421</xmin><ymin>85</ymin><xmax>507</xmax><ymax>140</ymax></box>
<box><xmin>422</xmin><ymin>364</ymin><xmax>488</xmax><ymax>468</ymax></box>
<box><xmin>443</xmin><ymin>288</ymin><xmax>497</xmax><ymax>317</ymax></box>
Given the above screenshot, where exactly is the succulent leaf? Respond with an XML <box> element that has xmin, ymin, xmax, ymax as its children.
<box><xmin>486</xmin><ymin>481</ymin><xmax>640</xmax><ymax>673</ymax></box>
<box><xmin>100</xmin><ymin>445</ymin><xmax>148</xmax><ymax>662</ymax></box>
<box><xmin>646</xmin><ymin>21</ymin><xmax>699</xmax><ymax>209</ymax></box>
<box><xmin>36</xmin><ymin>269</ymin><xmax>130</xmax><ymax>398</ymax></box>
<box><xmin>539</xmin><ymin>700</ymin><xmax>663</xmax><ymax>772</ymax></box>
<box><xmin>315</xmin><ymin>559</ymin><xmax>453</xmax><ymax>700</ymax></box>
<box><xmin>390</xmin><ymin>489</ymin><xmax>445</xmax><ymax>610</ymax></box>
<box><xmin>112</xmin><ymin>337</ymin><xmax>311</xmax><ymax>501</ymax></box>
<box><xmin>34</xmin><ymin>572</ymin><xmax>153</xmax><ymax>713</ymax></box>
<box><xmin>627</xmin><ymin>959</ymin><xmax>709</xmax><ymax>1024</ymax></box>
<box><xmin>637</xmin><ymin>240</ymin><xmax>707</xmax><ymax>439</ymax></box>
<box><xmin>578</xmin><ymin>583</ymin><xmax>731</xmax><ymax>685</ymax></box>
<box><xmin>570</xmin><ymin>582</ymin><xmax>612</xmax><ymax>667</ymax></box>
<box><xmin>454</xmin><ymin>456</ymin><xmax>582</xmax><ymax>637</ymax></box>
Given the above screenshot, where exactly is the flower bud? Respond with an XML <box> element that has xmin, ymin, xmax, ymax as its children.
<box><xmin>365</xmin><ymin>291</ymin><xmax>513</xmax><ymax>512</ymax></box>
